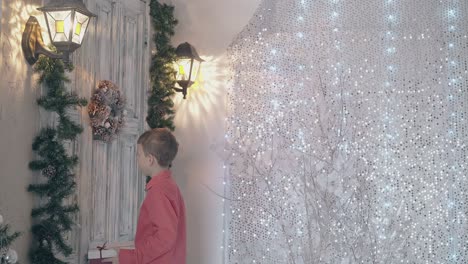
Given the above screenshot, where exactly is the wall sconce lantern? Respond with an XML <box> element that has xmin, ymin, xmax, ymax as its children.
<box><xmin>22</xmin><ymin>0</ymin><xmax>96</xmax><ymax>65</ymax></box>
<box><xmin>173</xmin><ymin>42</ymin><xmax>204</xmax><ymax>99</ymax></box>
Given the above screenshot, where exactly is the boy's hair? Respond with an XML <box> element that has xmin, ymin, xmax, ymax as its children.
<box><xmin>137</xmin><ymin>128</ymin><xmax>179</xmax><ymax>168</ymax></box>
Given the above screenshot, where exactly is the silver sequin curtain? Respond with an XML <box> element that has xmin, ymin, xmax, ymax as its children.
<box><xmin>223</xmin><ymin>0</ymin><xmax>468</xmax><ymax>263</ymax></box>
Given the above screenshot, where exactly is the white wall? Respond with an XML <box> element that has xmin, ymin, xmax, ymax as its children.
<box><xmin>165</xmin><ymin>0</ymin><xmax>261</xmax><ymax>263</ymax></box>
<box><xmin>0</xmin><ymin>0</ymin><xmax>44</xmax><ymax>262</ymax></box>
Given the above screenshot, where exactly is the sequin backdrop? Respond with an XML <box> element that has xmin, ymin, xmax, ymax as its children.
<box><xmin>222</xmin><ymin>0</ymin><xmax>468</xmax><ymax>263</ymax></box>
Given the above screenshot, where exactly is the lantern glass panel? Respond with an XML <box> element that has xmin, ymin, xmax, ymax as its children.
<box><xmin>175</xmin><ymin>58</ymin><xmax>193</xmax><ymax>81</ymax></box>
<box><xmin>190</xmin><ymin>60</ymin><xmax>201</xmax><ymax>81</ymax></box>
<box><xmin>46</xmin><ymin>11</ymin><xmax>73</xmax><ymax>42</ymax></box>
<box><xmin>72</xmin><ymin>11</ymin><xmax>90</xmax><ymax>45</ymax></box>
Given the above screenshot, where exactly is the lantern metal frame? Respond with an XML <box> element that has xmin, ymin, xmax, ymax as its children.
<box><xmin>173</xmin><ymin>42</ymin><xmax>204</xmax><ymax>99</ymax></box>
<box><xmin>21</xmin><ymin>0</ymin><xmax>96</xmax><ymax>65</ymax></box>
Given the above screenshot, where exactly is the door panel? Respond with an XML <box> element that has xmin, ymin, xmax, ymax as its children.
<box><xmin>67</xmin><ymin>0</ymin><xmax>150</xmax><ymax>262</ymax></box>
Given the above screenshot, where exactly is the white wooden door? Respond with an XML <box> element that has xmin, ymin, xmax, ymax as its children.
<box><xmin>66</xmin><ymin>0</ymin><xmax>150</xmax><ymax>263</ymax></box>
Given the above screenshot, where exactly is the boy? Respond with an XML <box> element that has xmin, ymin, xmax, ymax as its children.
<box><xmin>118</xmin><ymin>128</ymin><xmax>186</xmax><ymax>264</ymax></box>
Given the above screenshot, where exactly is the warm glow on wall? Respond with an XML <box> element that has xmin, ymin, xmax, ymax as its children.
<box><xmin>6</xmin><ymin>2</ymin><xmax>42</xmax><ymax>75</ymax></box>
<box><xmin>173</xmin><ymin>56</ymin><xmax>228</xmax><ymax>132</ymax></box>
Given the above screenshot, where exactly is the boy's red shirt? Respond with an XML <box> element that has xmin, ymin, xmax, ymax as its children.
<box><xmin>119</xmin><ymin>170</ymin><xmax>186</xmax><ymax>264</ymax></box>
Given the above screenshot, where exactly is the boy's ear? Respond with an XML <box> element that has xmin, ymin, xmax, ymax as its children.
<box><xmin>148</xmin><ymin>154</ymin><xmax>156</xmax><ymax>165</ymax></box>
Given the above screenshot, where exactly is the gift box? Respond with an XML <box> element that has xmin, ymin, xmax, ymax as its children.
<box><xmin>88</xmin><ymin>242</ymin><xmax>117</xmax><ymax>264</ymax></box>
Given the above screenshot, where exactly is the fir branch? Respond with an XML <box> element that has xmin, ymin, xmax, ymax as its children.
<box><xmin>28</xmin><ymin>55</ymin><xmax>86</xmax><ymax>263</ymax></box>
<box><xmin>147</xmin><ymin>0</ymin><xmax>178</xmax><ymax>130</ymax></box>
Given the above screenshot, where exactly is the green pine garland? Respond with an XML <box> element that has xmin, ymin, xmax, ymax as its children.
<box><xmin>28</xmin><ymin>57</ymin><xmax>87</xmax><ymax>264</ymax></box>
<box><xmin>146</xmin><ymin>0</ymin><xmax>178</xmax><ymax>184</ymax></box>
<box><xmin>147</xmin><ymin>0</ymin><xmax>178</xmax><ymax>130</ymax></box>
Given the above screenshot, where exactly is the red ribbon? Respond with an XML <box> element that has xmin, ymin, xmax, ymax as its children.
<box><xmin>96</xmin><ymin>241</ymin><xmax>107</xmax><ymax>259</ymax></box>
